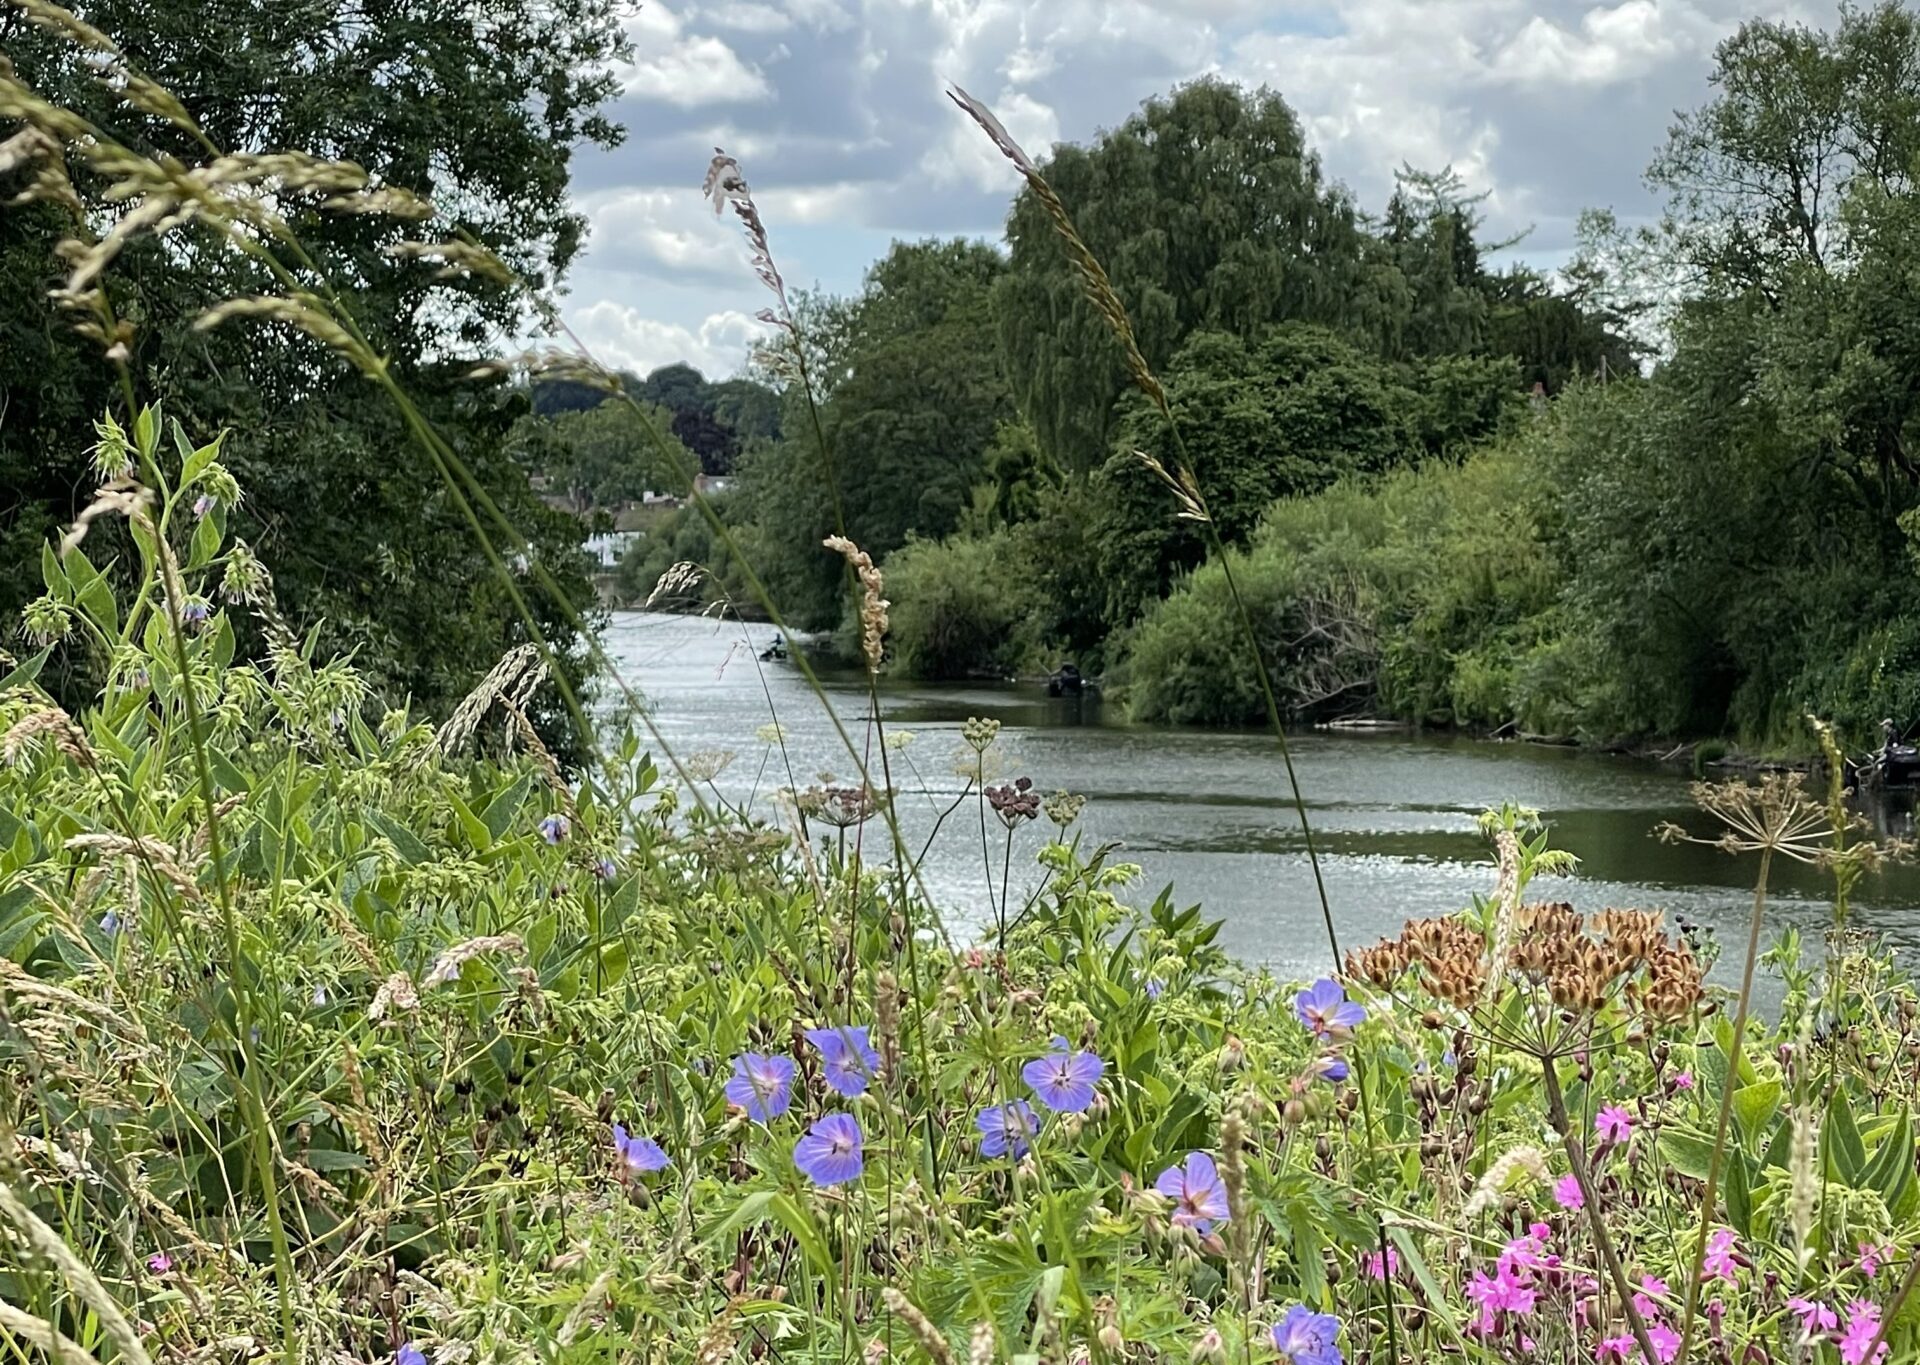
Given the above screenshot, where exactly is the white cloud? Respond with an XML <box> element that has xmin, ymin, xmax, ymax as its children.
<box><xmin>700</xmin><ymin>1</ymin><xmax>794</xmax><ymax>34</ymax></box>
<box><xmin>566</xmin><ymin>302</ymin><xmax>767</xmax><ymax>377</ymax></box>
<box><xmin>577</xmin><ymin>188</ymin><xmax>742</xmax><ymax>281</ymax></box>
<box><xmin>922</xmin><ymin>88</ymin><xmax>1060</xmax><ymax>192</ymax></box>
<box><xmin>621</xmin><ymin>2</ymin><xmax>774</xmax><ymax>105</ymax></box>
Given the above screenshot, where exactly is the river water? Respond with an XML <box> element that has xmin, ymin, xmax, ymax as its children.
<box><xmin>603</xmin><ymin>611</ymin><xmax>1920</xmax><ymax>990</ymax></box>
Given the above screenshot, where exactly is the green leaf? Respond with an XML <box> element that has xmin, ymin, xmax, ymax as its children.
<box><xmin>63</xmin><ymin>546</ymin><xmax>118</xmax><ymax>634</ymax></box>
<box><xmin>181</xmin><ymin>432</ymin><xmax>225</xmax><ymax>485</ymax></box>
<box><xmin>1826</xmin><ymin>1089</ymin><xmax>1867</xmax><ymax>1183</ymax></box>
<box><xmin>480</xmin><ymin>773</ymin><xmax>534</xmax><ymax>843</ymax></box>
<box><xmin>447</xmin><ymin>793</ymin><xmax>492</xmax><ymax>853</ymax></box>
<box><xmin>188</xmin><ymin>511</ymin><xmax>221</xmax><ymax>569</ymax></box>
<box><xmin>1863</xmin><ymin>1110</ymin><xmax>1914</xmax><ymax>1213</ymax></box>
<box><xmin>0</xmin><ymin>647</ymin><xmax>52</xmax><ymax>693</ymax></box>
<box><xmin>41</xmin><ymin>541</ymin><xmax>68</xmax><ymax>600</ymax></box>
<box><xmin>366</xmin><ymin>811</ymin><xmax>431</xmax><ymax>865</ymax></box>
<box><xmin>1387</xmin><ymin>1226</ymin><xmax>1476</xmax><ymax>1356</ymax></box>
<box><xmin>1658</xmin><ymin>1127</ymin><xmax>1718</xmax><ymax>1181</ymax></box>
<box><xmin>1289</xmin><ymin>1205</ymin><xmax>1327</xmax><ymax>1306</ymax></box>
<box><xmin>702</xmin><ymin>1189</ymin><xmax>775</xmax><ymax>1246</ymax></box>
<box><xmin>1732</xmin><ymin>1080</ymin><xmax>1782</xmax><ymax>1146</ymax></box>
<box><xmin>767</xmin><ymin>1192</ymin><xmax>835</xmax><ymax>1281</ymax></box>
<box><xmin>1725</xmin><ymin>1146</ymin><xmax>1752</xmax><ymax>1237</ymax></box>
<box><xmin>133</xmin><ymin>404</ymin><xmax>159</xmax><ymax>458</ymax></box>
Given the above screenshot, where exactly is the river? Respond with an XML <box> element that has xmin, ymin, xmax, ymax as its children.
<box><xmin>604</xmin><ymin>611</ymin><xmax>1920</xmax><ymax>993</ymax></box>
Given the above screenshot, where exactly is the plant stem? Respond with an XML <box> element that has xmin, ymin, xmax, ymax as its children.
<box><xmin>1677</xmin><ymin>846</ymin><xmax>1771</xmax><ymax>1359</ymax></box>
<box><xmin>1542</xmin><ymin>1056</ymin><xmax>1663</xmax><ymax>1365</ymax></box>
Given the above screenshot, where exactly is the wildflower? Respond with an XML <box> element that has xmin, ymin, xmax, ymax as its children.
<box><xmin>147</xmin><ymin>1253</ymin><xmax>171</xmax><ymax>1274</ymax></box>
<box><xmin>976</xmin><ymin>1100</ymin><xmax>1041</xmax><ymax>1158</ymax></box>
<box><xmin>1294</xmin><ymin>978</ymin><xmax>1365</xmax><ymax>1041</ymax></box>
<box><xmin>1363</xmin><ymin>1247</ymin><xmax>1400</xmax><ymax>1280</ymax></box>
<box><xmin>99</xmin><ymin>910</ymin><xmax>121</xmax><ymax>935</ymax></box>
<box><xmin>1633</xmin><ymin>1276</ymin><xmax>1669</xmax><ymax>1321</ymax></box>
<box><xmin>805</xmin><ymin>1025</ymin><xmax>884</xmax><ymax>1097</ymax></box>
<box><xmin>1467</xmin><ymin>1268</ymin><xmax>1537</xmax><ymax>1321</ymax></box>
<box><xmin>1554</xmin><ymin>1173</ymin><xmax>1585</xmax><ymax>1210</ymax></box>
<box><xmin>1672</xmin><ymin>1070</ymin><xmax>1695</xmax><ymax>1090</ymax></box>
<box><xmin>1646</xmin><ymin>1323</ymin><xmax>1681</xmax><ymax>1363</ymax></box>
<box><xmin>1154</xmin><ymin>1151</ymin><xmax>1230</xmax><ymax>1235</ymax></box>
<box><xmin>537</xmin><ymin>813</ymin><xmax>570</xmax><ymax>844</ymax></box>
<box><xmin>590</xmin><ymin>856</ymin><xmax>617</xmax><ymax>880</ymax></box>
<box><xmin>192</xmin><ymin>493</ymin><xmax>215</xmax><ymax>519</ymax></box>
<box><xmin>312</xmin><ymin>984</ymin><xmax>329</xmax><ymax>1007</ymax></box>
<box><xmin>179</xmin><ymin>597</ymin><xmax>211</xmax><ymax>629</ymax></box>
<box><xmin>612</xmin><ymin>1123</ymin><xmax>668</xmax><ymax>1174</ymax></box>
<box><xmin>1595</xmin><ymin>1105</ymin><xmax>1634</xmax><ymax>1144</ymax></box>
<box><xmin>1857</xmin><ymin>1241</ymin><xmax>1894</xmax><ymax>1277</ymax></box>
<box><xmin>1189</xmin><ymin>1327</ymin><xmax>1225</xmax><ymax>1365</ymax></box>
<box><xmin>1701</xmin><ymin>1227</ymin><xmax>1739</xmax><ymax>1282</ymax></box>
<box><xmin>1597</xmin><ymin>1334</ymin><xmax>1635</xmax><ymax>1361</ymax></box>
<box><xmin>1023</xmin><ymin>1040</ymin><xmax>1103</xmax><ymax>1113</ymax></box>
<box><xmin>396</xmin><ymin>1347</ymin><xmax>427</xmax><ymax>1365</ymax></box>
<box><xmin>725</xmin><ymin>1052</ymin><xmax>795</xmax><ymax>1122</ymax></box>
<box><xmin>1839</xmin><ymin>1301</ymin><xmax>1889</xmax><ymax>1365</ymax></box>
<box><xmin>1145</xmin><ymin>977</ymin><xmax>1165</xmax><ymax>1000</ymax></box>
<box><xmin>986</xmin><ymin>777</ymin><xmax>1040</xmax><ymax>825</ymax></box>
<box><xmin>793</xmin><ymin>1113</ymin><xmax>864</xmax><ymax>1186</ymax></box>
<box><xmin>1269</xmin><ymin>1305</ymin><xmax>1342</xmax><ymax>1365</ymax></box>
<box><xmin>1787</xmin><ymin>1298</ymin><xmax>1838</xmax><ymax>1339</ymax></box>
<box><xmin>1310</xmin><ymin>1054</ymin><xmax>1350</xmax><ymax>1084</ymax></box>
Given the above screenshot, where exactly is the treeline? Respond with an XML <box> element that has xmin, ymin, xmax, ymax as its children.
<box><xmin>636</xmin><ymin>5</ymin><xmax>1920</xmax><ymax>751</ymax></box>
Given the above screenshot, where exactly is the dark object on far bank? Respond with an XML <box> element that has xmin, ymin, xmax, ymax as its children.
<box><xmin>1860</xmin><ymin>717</ymin><xmax>1920</xmax><ymax>788</ymax></box>
<box><xmin>1048</xmin><ymin>663</ymin><xmax>1087</xmax><ymax>697</ymax></box>
<box><xmin>759</xmin><ymin>638</ymin><xmax>787</xmax><ymax>663</ymax></box>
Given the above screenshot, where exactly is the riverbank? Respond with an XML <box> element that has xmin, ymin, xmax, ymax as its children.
<box><xmin>10</xmin><ymin>595</ymin><xmax>1917</xmax><ymax>1365</ymax></box>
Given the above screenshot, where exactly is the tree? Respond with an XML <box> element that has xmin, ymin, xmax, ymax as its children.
<box><xmin>1</xmin><ymin>0</ymin><xmax>626</xmax><ymax>751</ymax></box>
<box><xmin>993</xmin><ymin>80</ymin><xmax>1382</xmax><ymax>473</ymax></box>
<box><xmin>737</xmin><ymin>238</ymin><xmax>1014</xmax><ymax>627</ymax></box>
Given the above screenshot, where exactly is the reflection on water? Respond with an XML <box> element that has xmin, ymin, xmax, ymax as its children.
<box><xmin>603</xmin><ymin>611</ymin><xmax>1920</xmax><ymax>995</ymax></box>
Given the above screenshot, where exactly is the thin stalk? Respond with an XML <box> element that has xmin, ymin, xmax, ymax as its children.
<box><xmin>1676</xmin><ymin>846</ymin><xmax>1772</xmax><ymax>1359</ymax></box>
<box><xmin>1542</xmin><ymin>1057</ymin><xmax>1664</xmax><ymax>1365</ymax></box>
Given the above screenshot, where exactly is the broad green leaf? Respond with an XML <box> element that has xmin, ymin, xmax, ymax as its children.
<box><xmin>1658</xmin><ymin>1127</ymin><xmax>1717</xmax><ymax>1181</ymax></box>
<box><xmin>480</xmin><ymin>773</ymin><xmax>534</xmax><ymax>842</ymax></box>
<box><xmin>1826</xmin><ymin>1090</ymin><xmax>1866</xmax><ymax>1183</ymax></box>
<box><xmin>447</xmin><ymin>793</ymin><xmax>492</xmax><ymax>852</ymax></box>
<box><xmin>1863</xmin><ymin>1111</ymin><xmax>1914</xmax><ymax>1213</ymax></box>
<box><xmin>0</xmin><ymin>646</ymin><xmax>52</xmax><ymax>693</ymax></box>
<box><xmin>1732</xmin><ymin>1080</ymin><xmax>1781</xmax><ymax>1146</ymax></box>
<box><xmin>1725</xmin><ymin>1146</ymin><xmax>1752</xmax><ymax>1237</ymax></box>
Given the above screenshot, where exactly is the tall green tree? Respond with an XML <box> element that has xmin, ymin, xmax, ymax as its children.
<box><xmin>0</xmin><ymin>0</ymin><xmax>625</xmax><ymax>745</ymax></box>
<box><xmin>738</xmin><ymin>238</ymin><xmax>1013</xmax><ymax>627</ymax></box>
<box><xmin>993</xmin><ymin>80</ymin><xmax>1385</xmax><ymax>473</ymax></box>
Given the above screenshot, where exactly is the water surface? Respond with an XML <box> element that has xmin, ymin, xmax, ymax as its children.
<box><xmin>604</xmin><ymin>612</ymin><xmax>1920</xmax><ymax>989</ymax></box>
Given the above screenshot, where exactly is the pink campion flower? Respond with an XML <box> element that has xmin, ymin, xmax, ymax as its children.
<box><xmin>146</xmin><ymin>1253</ymin><xmax>172</xmax><ymax>1274</ymax></box>
<box><xmin>1363</xmin><ymin>1247</ymin><xmax>1400</xmax><ymax>1280</ymax></box>
<box><xmin>1499</xmin><ymin>1227</ymin><xmax>1551</xmax><ymax>1281</ymax></box>
<box><xmin>1466</xmin><ymin>1269</ymin><xmax>1537</xmax><ymax>1319</ymax></box>
<box><xmin>1839</xmin><ymin>1300</ymin><xmax>1889</xmax><ymax>1365</ymax></box>
<box><xmin>1857</xmin><ymin>1241</ymin><xmax>1895</xmax><ymax>1278</ymax></box>
<box><xmin>1596</xmin><ymin>1335</ymin><xmax>1635</xmax><ymax>1361</ymax></box>
<box><xmin>1555</xmin><ymin>1173</ymin><xmax>1586</xmax><ymax>1210</ymax></box>
<box><xmin>1701</xmin><ymin>1228</ymin><xmax>1740</xmax><ymax>1282</ymax></box>
<box><xmin>1596</xmin><ymin>1105</ymin><xmax>1635</xmax><ymax>1144</ymax></box>
<box><xmin>1787</xmin><ymin>1297</ymin><xmax>1838</xmax><ymax>1339</ymax></box>
<box><xmin>1646</xmin><ymin>1323</ymin><xmax>1681</xmax><ymax>1363</ymax></box>
<box><xmin>1672</xmin><ymin>1071</ymin><xmax>1695</xmax><ymax>1090</ymax></box>
<box><xmin>1633</xmin><ymin>1275</ymin><xmax>1670</xmax><ymax>1321</ymax></box>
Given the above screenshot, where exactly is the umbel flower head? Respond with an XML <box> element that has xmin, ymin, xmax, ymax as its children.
<box><xmin>1656</xmin><ymin>772</ymin><xmax>1832</xmax><ymax>864</ymax></box>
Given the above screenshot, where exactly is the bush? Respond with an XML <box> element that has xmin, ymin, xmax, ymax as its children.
<box><xmin>882</xmin><ymin>530</ymin><xmax>1045</xmax><ymax>677</ymax></box>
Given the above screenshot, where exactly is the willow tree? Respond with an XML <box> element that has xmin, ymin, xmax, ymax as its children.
<box><xmin>991</xmin><ymin>79</ymin><xmax>1386</xmax><ymax>473</ymax></box>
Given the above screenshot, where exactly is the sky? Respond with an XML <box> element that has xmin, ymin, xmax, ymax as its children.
<box><xmin>560</xmin><ymin>0</ymin><xmax>1840</xmax><ymax>380</ymax></box>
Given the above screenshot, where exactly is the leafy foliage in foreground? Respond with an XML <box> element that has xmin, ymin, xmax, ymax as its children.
<box><xmin>6</xmin><ymin>421</ymin><xmax>1920</xmax><ymax>1365</ymax></box>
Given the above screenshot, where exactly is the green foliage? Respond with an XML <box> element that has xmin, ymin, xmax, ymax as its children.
<box><xmin>511</xmin><ymin>399</ymin><xmax>696</xmax><ymax>510</ymax></box>
<box><xmin>882</xmin><ymin>532</ymin><xmax>1045</xmax><ymax>678</ymax></box>
<box><xmin>0</xmin><ymin>0</ymin><xmax>624</xmax><ymax>751</ymax></box>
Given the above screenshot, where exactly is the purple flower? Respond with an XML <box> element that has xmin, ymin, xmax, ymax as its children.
<box><xmin>147</xmin><ymin>1252</ymin><xmax>172</xmax><ymax>1274</ymax></box>
<box><xmin>1595</xmin><ymin>1105</ymin><xmax>1634</xmax><ymax>1144</ymax></box>
<box><xmin>99</xmin><ymin>910</ymin><xmax>121</xmax><ymax>936</ymax></box>
<box><xmin>1022</xmin><ymin>1040</ymin><xmax>1103</xmax><ymax>1113</ymax></box>
<box><xmin>396</xmin><ymin>1347</ymin><xmax>427</xmax><ymax>1365</ymax></box>
<box><xmin>1310</xmin><ymin>1054</ymin><xmax>1350</xmax><ymax>1084</ymax></box>
<box><xmin>975</xmin><ymin>1100</ymin><xmax>1041</xmax><ymax>1158</ymax></box>
<box><xmin>612</xmin><ymin>1123</ymin><xmax>669</xmax><ymax>1174</ymax></box>
<box><xmin>725</xmin><ymin>1052</ymin><xmax>795</xmax><ymax>1122</ymax></box>
<box><xmin>1154</xmin><ymin>1151</ymin><xmax>1231</xmax><ymax>1235</ymax></box>
<box><xmin>1294</xmin><ymin>979</ymin><xmax>1365</xmax><ymax>1041</ymax></box>
<box><xmin>192</xmin><ymin>493</ymin><xmax>215</xmax><ymax>519</ymax></box>
<box><xmin>805</xmin><ymin>1025</ymin><xmax>883</xmax><ymax>1097</ymax></box>
<box><xmin>1145</xmin><ymin>977</ymin><xmax>1166</xmax><ymax>1000</ymax></box>
<box><xmin>591</xmin><ymin>856</ymin><xmax>618</xmax><ymax>880</ymax></box>
<box><xmin>1270</xmin><ymin>1305</ymin><xmax>1342</xmax><ymax>1365</ymax></box>
<box><xmin>537</xmin><ymin>814</ymin><xmax>570</xmax><ymax>844</ymax></box>
<box><xmin>793</xmin><ymin>1112</ymin><xmax>863</xmax><ymax>1186</ymax></box>
<box><xmin>180</xmin><ymin>598</ymin><xmax>211</xmax><ymax>628</ymax></box>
